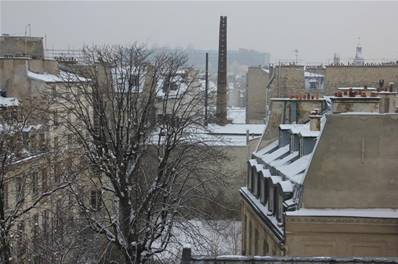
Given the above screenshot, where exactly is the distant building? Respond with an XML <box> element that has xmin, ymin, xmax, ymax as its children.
<box><xmin>353</xmin><ymin>42</ymin><xmax>365</xmax><ymax>66</ymax></box>
<box><xmin>0</xmin><ymin>35</ymin><xmax>44</xmax><ymax>59</ymax></box>
<box><xmin>246</xmin><ymin>62</ymin><xmax>398</xmax><ymax>123</ymax></box>
<box><xmin>241</xmin><ymin>92</ymin><xmax>398</xmax><ymax>257</ymax></box>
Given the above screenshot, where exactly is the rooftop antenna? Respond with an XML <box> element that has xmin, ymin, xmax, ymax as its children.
<box><xmin>24</xmin><ymin>24</ymin><xmax>31</xmax><ymax>56</ymax></box>
<box><xmin>294</xmin><ymin>49</ymin><xmax>299</xmax><ymax>64</ymax></box>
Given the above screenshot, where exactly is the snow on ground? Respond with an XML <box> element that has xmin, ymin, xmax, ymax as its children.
<box><xmin>155</xmin><ymin>219</ymin><xmax>241</xmax><ymax>262</ymax></box>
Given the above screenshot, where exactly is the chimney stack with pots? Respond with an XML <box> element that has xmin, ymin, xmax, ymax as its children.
<box><xmin>309</xmin><ymin>108</ymin><xmax>321</xmax><ymax>131</ymax></box>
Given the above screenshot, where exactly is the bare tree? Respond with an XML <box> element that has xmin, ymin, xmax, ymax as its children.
<box><xmin>56</xmin><ymin>44</ymin><xmax>226</xmax><ymax>263</ymax></box>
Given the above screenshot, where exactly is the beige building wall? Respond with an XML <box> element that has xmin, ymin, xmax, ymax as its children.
<box><xmin>285</xmin><ymin>216</ymin><xmax>398</xmax><ymax>256</ymax></box>
<box><xmin>241</xmin><ymin>200</ymin><xmax>283</xmax><ymax>256</ymax></box>
<box><xmin>0</xmin><ymin>36</ymin><xmax>44</xmax><ymax>59</ymax></box>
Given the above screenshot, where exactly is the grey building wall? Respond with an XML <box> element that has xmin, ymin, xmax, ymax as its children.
<box><xmin>246</xmin><ymin>67</ymin><xmax>269</xmax><ymax>124</ymax></box>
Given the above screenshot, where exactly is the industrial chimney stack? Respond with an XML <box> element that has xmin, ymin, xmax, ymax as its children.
<box><xmin>216</xmin><ymin>16</ymin><xmax>228</xmax><ymax>125</ymax></box>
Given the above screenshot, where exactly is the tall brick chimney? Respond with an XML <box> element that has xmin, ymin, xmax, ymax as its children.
<box><xmin>216</xmin><ymin>16</ymin><xmax>228</xmax><ymax>125</ymax></box>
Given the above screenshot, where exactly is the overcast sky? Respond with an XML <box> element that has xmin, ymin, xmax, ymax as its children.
<box><xmin>1</xmin><ymin>1</ymin><xmax>398</xmax><ymax>64</ymax></box>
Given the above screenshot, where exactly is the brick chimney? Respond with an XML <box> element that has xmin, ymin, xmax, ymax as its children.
<box><xmin>309</xmin><ymin>108</ymin><xmax>321</xmax><ymax>131</ymax></box>
<box><xmin>216</xmin><ymin>16</ymin><xmax>228</xmax><ymax>125</ymax></box>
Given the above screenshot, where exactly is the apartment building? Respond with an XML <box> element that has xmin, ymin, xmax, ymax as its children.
<box><xmin>241</xmin><ymin>89</ymin><xmax>398</xmax><ymax>257</ymax></box>
<box><xmin>0</xmin><ymin>36</ymin><xmax>97</xmax><ymax>263</ymax></box>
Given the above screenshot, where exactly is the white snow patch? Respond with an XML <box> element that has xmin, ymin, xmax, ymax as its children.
<box><xmin>287</xmin><ymin>208</ymin><xmax>398</xmax><ymax>218</ymax></box>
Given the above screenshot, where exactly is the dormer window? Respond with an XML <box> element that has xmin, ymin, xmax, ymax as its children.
<box><xmin>267</xmin><ymin>183</ymin><xmax>274</xmax><ymax>215</ymax></box>
<box><xmin>256</xmin><ymin>172</ymin><xmax>261</xmax><ymax>199</ymax></box>
<box><xmin>247</xmin><ymin>163</ymin><xmax>252</xmax><ymax>190</ymax></box>
<box><xmin>260</xmin><ymin>176</ymin><xmax>268</xmax><ymax>205</ymax></box>
<box><xmin>275</xmin><ymin>189</ymin><xmax>283</xmax><ymax>224</ymax></box>
<box><xmin>251</xmin><ymin>166</ymin><xmax>256</xmax><ymax>193</ymax></box>
<box><xmin>279</xmin><ymin>130</ymin><xmax>289</xmax><ymax>147</ymax></box>
<box><xmin>253</xmin><ymin>169</ymin><xmax>258</xmax><ymax>197</ymax></box>
<box><xmin>290</xmin><ymin>134</ymin><xmax>300</xmax><ymax>152</ymax></box>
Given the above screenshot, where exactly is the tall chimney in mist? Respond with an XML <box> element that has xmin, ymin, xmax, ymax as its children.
<box><xmin>216</xmin><ymin>16</ymin><xmax>228</xmax><ymax>125</ymax></box>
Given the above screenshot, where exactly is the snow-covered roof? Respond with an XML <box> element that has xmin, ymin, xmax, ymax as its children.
<box><xmin>156</xmin><ymin>75</ymin><xmax>189</xmax><ymax>99</ymax></box>
<box><xmin>22</xmin><ymin>124</ymin><xmax>42</xmax><ymax>132</ymax></box>
<box><xmin>279</xmin><ymin>180</ymin><xmax>294</xmax><ymax>193</ymax></box>
<box><xmin>279</xmin><ymin>123</ymin><xmax>307</xmax><ymax>134</ymax></box>
<box><xmin>300</xmin><ymin>130</ymin><xmax>320</xmax><ymax>137</ymax></box>
<box><xmin>207</xmin><ymin>123</ymin><xmax>265</xmax><ymax>135</ymax></box>
<box><xmin>261</xmin><ymin>144</ymin><xmax>290</xmax><ymax>164</ymax></box>
<box><xmin>338</xmin><ymin>87</ymin><xmax>377</xmax><ymax>91</ymax></box>
<box><xmin>286</xmin><ymin>208</ymin><xmax>398</xmax><ymax>218</ymax></box>
<box><xmin>0</xmin><ymin>96</ymin><xmax>19</xmax><ymax>107</ymax></box>
<box><xmin>278</xmin><ymin>154</ymin><xmax>311</xmax><ymax>181</ymax></box>
<box><xmin>269</xmin><ymin>175</ymin><xmax>282</xmax><ymax>184</ymax></box>
<box><xmin>198</xmin><ymin>79</ymin><xmax>217</xmax><ymax>93</ymax></box>
<box><xmin>269</xmin><ymin>151</ymin><xmax>299</xmax><ymax>168</ymax></box>
<box><xmin>304</xmin><ymin>71</ymin><xmax>324</xmax><ymax>78</ymax></box>
<box><xmin>28</xmin><ymin>70</ymin><xmax>89</xmax><ymax>83</ymax></box>
<box><xmin>255</xmin><ymin>140</ymin><xmax>279</xmax><ymax>156</ymax></box>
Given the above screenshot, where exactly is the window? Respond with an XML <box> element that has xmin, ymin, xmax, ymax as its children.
<box><xmin>32</xmin><ymin>171</ymin><xmax>39</xmax><ymax>197</ymax></box>
<box><xmin>32</xmin><ymin>214</ymin><xmax>39</xmax><ymax>241</ymax></box>
<box><xmin>275</xmin><ymin>190</ymin><xmax>284</xmax><ymax>224</ymax></box>
<box><xmin>129</xmin><ymin>74</ymin><xmax>140</xmax><ymax>87</ymax></box>
<box><xmin>248</xmin><ymin>221</ymin><xmax>252</xmax><ymax>255</ymax></box>
<box><xmin>3</xmin><ymin>182</ymin><xmax>8</xmax><ymax>209</ymax></box>
<box><xmin>55</xmin><ymin>199</ymin><xmax>64</xmax><ymax>238</ymax></box>
<box><xmin>90</xmin><ymin>190</ymin><xmax>102</xmax><ymax>211</ymax></box>
<box><xmin>22</xmin><ymin>131</ymin><xmax>29</xmax><ymax>149</ymax></box>
<box><xmin>51</xmin><ymin>85</ymin><xmax>57</xmax><ymax>98</ymax></box>
<box><xmin>42</xmin><ymin>210</ymin><xmax>49</xmax><ymax>239</ymax></box>
<box><xmin>42</xmin><ymin>168</ymin><xmax>48</xmax><ymax>192</ymax></box>
<box><xmin>53</xmin><ymin>110</ymin><xmax>59</xmax><ymax>127</ymax></box>
<box><xmin>252</xmin><ymin>170</ymin><xmax>258</xmax><ymax>197</ymax></box>
<box><xmin>247</xmin><ymin>164</ymin><xmax>251</xmax><ymax>190</ymax></box>
<box><xmin>243</xmin><ymin>215</ymin><xmax>247</xmax><ymax>255</ymax></box>
<box><xmin>250</xmin><ymin>167</ymin><xmax>256</xmax><ymax>192</ymax></box>
<box><xmin>309</xmin><ymin>81</ymin><xmax>316</xmax><ymax>89</ymax></box>
<box><xmin>256</xmin><ymin>173</ymin><xmax>261</xmax><ymax>199</ymax></box>
<box><xmin>267</xmin><ymin>184</ymin><xmax>274</xmax><ymax>214</ymax></box>
<box><xmin>260</xmin><ymin>177</ymin><xmax>268</xmax><ymax>205</ymax></box>
<box><xmin>254</xmin><ymin>228</ymin><xmax>259</xmax><ymax>255</ymax></box>
<box><xmin>53</xmin><ymin>162</ymin><xmax>60</xmax><ymax>184</ymax></box>
<box><xmin>53</xmin><ymin>136</ymin><xmax>59</xmax><ymax>149</ymax></box>
<box><xmin>15</xmin><ymin>177</ymin><xmax>25</xmax><ymax>203</ymax></box>
<box><xmin>16</xmin><ymin>221</ymin><xmax>25</xmax><ymax>256</ymax></box>
<box><xmin>263</xmin><ymin>239</ymin><xmax>269</xmax><ymax>255</ymax></box>
<box><xmin>170</xmin><ymin>82</ymin><xmax>178</xmax><ymax>91</ymax></box>
<box><xmin>39</xmin><ymin>133</ymin><xmax>46</xmax><ymax>150</ymax></box>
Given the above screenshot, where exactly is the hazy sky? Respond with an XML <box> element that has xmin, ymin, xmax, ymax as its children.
<box><xmin>1</xmin><ymin>1</ymin><xmax>398</xmax><ymax>64</ymax></box>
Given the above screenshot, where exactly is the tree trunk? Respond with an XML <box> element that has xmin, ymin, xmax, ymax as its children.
<box><xmin>0</xmin><ymin>240</ymin><xmax>12</xmax><ymax>264</ymax></box>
